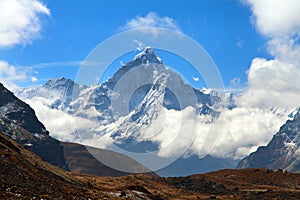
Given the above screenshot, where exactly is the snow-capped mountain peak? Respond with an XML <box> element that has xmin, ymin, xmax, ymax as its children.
<box><xmin>45</xmin><ymin>77</ymin><xmax>75</xmax><ymax>87</ymax></box>
<box><xmin>16</xmin><ymin>46</ymin><xmax>224</xmax><ymax>140</ymax></box>
<box><xmin>133</xmin><ymin>46</ymin><xmax>162</xmax><ymax>64</ymax></box>
<box><xmin>14</xmin><ymin>46</ymin><xmax>237</xmax><ymax>176</ymax></box>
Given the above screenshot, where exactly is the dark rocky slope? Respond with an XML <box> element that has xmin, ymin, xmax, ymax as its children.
<box><xmin>237</xmin><ymin>109</ymin><xmax>300</xmax><ymax>172</ymax></box>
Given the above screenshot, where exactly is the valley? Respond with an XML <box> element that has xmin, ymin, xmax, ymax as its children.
<box><xmin>2</xmin><ymin>132</ymin><xmax>300</xmax><ymax>199</ymax></box>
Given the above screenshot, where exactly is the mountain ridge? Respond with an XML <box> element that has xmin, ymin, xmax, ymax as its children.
<box><xmin>0</xmin><ymin>83</ymin><xmax>68</xmax><ymax>169</ymax></box>
<box><xmin>16</xmin><ymin>47</ymin><xmax>235</xmax><ymax>176</ymax></box>
<box><xmin>237</xmin><ymin>109</ymin><xmax>300</xmax><ymax>172</ymax></box>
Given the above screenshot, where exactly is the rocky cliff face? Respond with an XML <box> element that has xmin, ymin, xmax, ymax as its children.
<box><xmin>0</xmin><ymin>83</ymin><xmax>68</xmax><ymax>169</ymax></box>
<box><xmin>237</xmin><ymin>109</ymin><xmax>300</xmax><ymax>172</ymax></box>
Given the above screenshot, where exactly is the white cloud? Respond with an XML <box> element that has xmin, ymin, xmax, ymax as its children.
<box><xmin>237</xmin><ymin>50</ymin><xmax>300</xmax><ymax>109</ymax></box>
<box><xmin>0</xmin><ymin>60</ymin><xmax>83</xmax><ymax>91</ymax></box>
<box><xmin>24</xmin><ymin>98</ymin><xmax>99</xmax><ymax>142</ymax></box>
<box><xmin>239</xmin><ymin>1</ymin><xmax>300</xmax><ymax>110</ymax></box>
<box><xmin>133</xmin><ymin>39</ymin><xmax>145</xmax><ymax>51</ymax></box>
<box><xmin>31</xmin><ymin>60</ymin><xmax>83</xmax><ymax>68</ymax></box>
<box><xmin>138</xmin><ymin>106</ymin><xmax>287</xmax><ymax>160</ymax></box>
<box><xmin>0</xmin><ymin>0</ymin><xmax>50</xmax><ymax>48</ymax></box>
<box><xmin>246</xmin><ymin>0</ymin><xmax>300</xmax><ymax>36</ymax></box>
<box><xmin>123</xmin><ymin>12</ymin><xmax>181</xmax><ymax>31</ymax></box>
<box><xmin>230</xmin><ymin>77</ymin><xmax>241</xmax><ymax>88</ymax></box>
<box><xmin>0</xmin><ymin>61</ymin><xmax>29</xmax><ymax>90</ymax></box>
<box><xmin>204</xmin><ymin>107</ymin><xmax>288</xmax><ymax>159</ymax></box>
<box><xmin>31</xmin><ymin>76</ymin><xmax>38</xmax><ymax>82</ymax></box>
<box><xmin>121</xmin><ymin>12</ymin><xmax>181</xmax><ymax>37</ymax></box>
<box><xmin>0</xmin><ymin>60</ymin><xmax>43</xmax><ymax>91</ymax></box>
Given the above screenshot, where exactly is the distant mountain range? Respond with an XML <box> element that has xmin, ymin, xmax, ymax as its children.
<box><xmin>17</xmin><ymin>47</ymin><xmax>225</xmax><ymax>136</ymax></box>
<box><xmin>237</xmin><ymin>109</ymin><xmax>300</xmax><ymax>172</ymax></box>
<box><xmin>16</xmin><ymin>47</ymin><xmax>236</xmax><ymax>176</ymax></box>
<box><xmin>11</xmin><ymin>47</ymin><xmax>300</xmax><ymax>175</ymax></box>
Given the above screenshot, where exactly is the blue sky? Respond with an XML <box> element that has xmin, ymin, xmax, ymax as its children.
<box><xmin>0</xmin><ymin>0</ymin><xmax>275</xmax><ymax>89</ymax></box>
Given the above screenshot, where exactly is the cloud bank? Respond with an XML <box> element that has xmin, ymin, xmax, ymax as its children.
<box><xmin>24</xmin><ymin>98</ymin><xmax>98</xmax><ymax>142</ymax></box>
<box><xmin>0</xmin><ymin>0</ymin><xmax>50</xmax><ymax>48</ymax></box>
<box><xmin>138</xmin><ymin>106</ymin><xmax>286</xmax><ymax>160</ymax></box>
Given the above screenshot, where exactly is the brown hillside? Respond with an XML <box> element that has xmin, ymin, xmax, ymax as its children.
<box><xmin>2</xmin><ymin>131</ymin><xmax>300</xmax><ymax>199</ymax></box>
<box><xmin>62</xmin><ymin>142</ymin><xmax>157</xmax><ymax>177</ymax></box>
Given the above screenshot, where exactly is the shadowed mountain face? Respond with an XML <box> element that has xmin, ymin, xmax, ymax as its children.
<box><xmin>62</xmin><ymin>142</ymin><xmax>156</xmax><ymax>177</ymax></box>
<box><xmin>0</xmin><ymin>132</ymin><xmax>89</xmax><ymax>199</ymax></box>
<box><xmin>237</xmin><ymin>109</ymin><xmax>300</xmax><ymax>172</ymax></box>
<box><xmin>0</xmin><ymin>83</ymin><xmax>67</xmax><ymax>169</ymax></box>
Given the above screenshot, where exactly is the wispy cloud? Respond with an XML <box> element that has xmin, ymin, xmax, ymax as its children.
<box><xmin>0</xmin><ymin>60</ymin><xmax>82</xmax><ymax>89</ymax></box>
<box><xmin>0</xmin><ymin>61</ymin><xmax>36</xmax><ymax>91</ymax></box>
<box><xmin>0</xmin><ymin>0</ymin><xmax>50</xmax><ymax>48</ymax></box>
<box><xmin>30</xmin><ymin>60</ymin><xmax>83</xmax><ymax>68</ymax></box>
<box><xmin>236</xmin><ymin>37</ymin><xmax>245</xmax><ymax>49</ymax></box>
<box><xmin>230</xmin><ymin>77</ymin><xmax>241</xmax><ymax>88</ymax></box>
<box><xmin>122</xmin><ymin>12</ymin><xmax>181</xmax><ymax>32</ymax></box>
<box><xmin>120</xmin><ymin>12</ymin><xmax>182</xmax><ymax>37</ymax></box>
<box><xmin>133</xmin><ymin>39</ymin><xmax>145</xmax><ymax>50</ymax></box>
